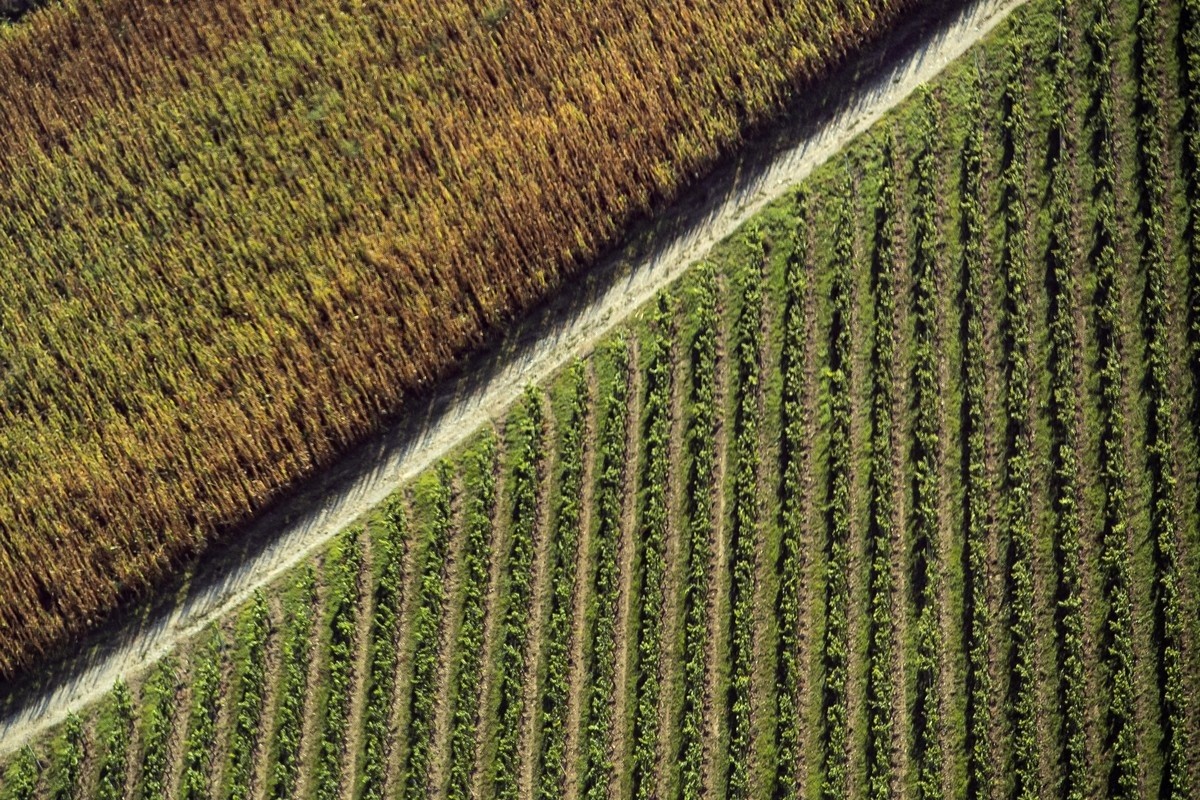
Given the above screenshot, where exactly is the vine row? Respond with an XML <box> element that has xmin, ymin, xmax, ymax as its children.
<box><xmin>631</xmin><ymin>296</ymin><xmax>674</xmax><ymax>800</ymax></box>
<box><xmin>361</xmin><ymin>498</ymin><xmax>409</xmax><ymax>800</ymax></box>
<box><xmin>727</xmin><ymin>232</ymin><xmax>764</xmax><ymax>800</ymax></box>
<box><xmin>821</xmin><ymin>180</ymin><xmax>854</xmax><ymax>800</ymax></box>
<box><xmin>269</xmin><ymin>566</ymin><xmax>317</xmax><ymax>800</ymax></box>
<box><xmin>446</xmin><ymin>438</ymin><xmax>498</xmax><ymax>800</ymax></box>
<box><xmin>867</xmin><ymin>137</ymin><xmax>898</xmax><ymax>800</ymax></box>
<box><xmin>494</xmin><ymin>391</ymin><xmax>545</xmax><ymax>800</ymax></box>
<box><xmin>403</xmin><ymin>468</ymin><xmax>453</xmax><ymax>800</ymax></box>
<box><xmin>583</xmin><ymin>340</ymin><xmax>631</xmax><ymax>800</ymax></box>
<box><xmin>679</xmin><ymin>269</ymin><xmax>719</xmax><ymax>800</ymax></box>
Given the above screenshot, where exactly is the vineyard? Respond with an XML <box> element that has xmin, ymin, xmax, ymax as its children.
<box><xmin>0</xmin><ymin>0</ymin><xmax>921</xmax><ymax>679</ymax></box>
<box><xmin>5</xmin><ymin>0</ymin><xmax>1200</xmax><ymax>796</ymax></box>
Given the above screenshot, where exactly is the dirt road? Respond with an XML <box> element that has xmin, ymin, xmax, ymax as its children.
<box><xmin>0</xmin><ymin>0</ymin><xmax>1027</xmax><ymax>757</ymax></box>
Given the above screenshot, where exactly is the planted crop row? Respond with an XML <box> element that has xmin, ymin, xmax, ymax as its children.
<box><xmin>775</xmin><ymin>200</ymin><xmax>809</xmax><ymax>800</ymax></box>
<box><xmin>910</xmin><ymin>88</ymin><xmax>946</xmax><ymax>800</ymax></box>
<box><xmin>269</xmin><ymin>566</ymin><xmax>317</xmax><ymax>800</ymax></box>
<box><xmin>1133</xmin><ymin>0</ymin><xmax>1192</xmax><ymax>794</ymax></box>
<box><xmin>3</xmin><ymin>747</ymin><xmax>37</xmax><ymax>800</ymax></box>
<box><xmin>821</xmin><ymin>182</ymin><xmax>854</xmax><ymax>800</ymax></box>
<box><xmin>494</xmin><ymin>391</ymin><xmax>545</xmax><ymax>800</ymax></box>
<box><xmin>998</xmin><ymin>46</ymin><xmax>1039</xmax><ymax>800</ymax></box>
<box><xmin>631</xmin><ymin>296</ymin><xmax>674</xmax><ymax>800</ymax></box>
<box><xmin>96</xmin><ymin>683</ymin><xmax>134</xmax><ymax>800</ymax></box>
<box><xmin>1086</xmin><ymin>1</ymin><xmax>1139</xmax><ymax>793</ymax></box>
<box><xmin>446</xmin><ymin>439</ymin><xmax>498</xmax><ymax>800</ymax></box>
<box><xmin>537</xmin><ymin>365</ymin><xmax>588</xmax><ymax>800</ymax></box>
<box><xmin>361</xmin><ymin>499</ymin><xmax>410</xmax><ymax>800</ymax></box>
<box><xmin>402</xmin><ymin>468</ymin><xmax>452</xmax><ymax>800</ymax></box>
<box><xmin>52</xmin><ymin>714</ymin><xmax>86</xmax><ymax>800</ymax></box>
<box><xmin>958</xmin><ymin>87</ymin><xmax>993</xmax><ymax>800</ymax></box>
<box><xmin>181</xmin><ymin>634</ymin><xmax>223</xmax><ymax>800</ymax></box>
<box><xmin>1187</xmin><ymin>0</ymin><xmax>1200</xmax><ymax>342</ymax></box>
<box><xmin>679</xmin><ymin>268</ymin><xmax>719</xmax><ymax>800</ymax></box>
<box><xmin>316</xmin><ymin>531</ymin><xmax>365</xmax><ymax>800</ymax></box>
<box><xmin>1044</xmin><ymin>6</ymin><xmax>1088</xmax><ymax>797</ymax></box>
<box><xmin>139</xmin><ymin>658</ymin><xmax>179</xmax><ymax>800</ymax></box>
<box><xmin>223</xmin><ymin>592</ymin><xmax>270</xmax><ymax>800</ymax></box>
<box><xmin>583</xmin><ymin>340</ymin><xmax>631</xmax><ymax>800</ymax></box>
<box><xmin>727</xmin><ymin>233</ymin><xmax>764</xmax><ymax>800</ymax></box>
<box><xmin>866</xmin><ymin>138</ymin><xmax>898</xmax><ymax>800</ymax></box>
<box><xmin>1186</xmin><ymin>0</ymin><xmax>1200</xmax><ymax>397</ymax></box>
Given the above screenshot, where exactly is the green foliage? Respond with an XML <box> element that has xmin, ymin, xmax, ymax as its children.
<box><xmin>269</xmin><ymin>566</ymin><xmax>317</xmax><ymax>800</ymax></box>
<box><xmin>2</xmin><ymin>747</ymin><xmax>38</xmax><ymax>800</ymax></box>
<box><xmin>224</xmin><ymin>592</ymin><xmax>270</xmax><ymax>800</ymax></box>
<box><xmin>959</xmin><ymin>85</ymin><xmax>993</xmax><ymax>800</ymax></box>
<box><xmin>52</xmin><ymin>714</ymin><xmax>85</xmax><ymax>800</ymax></box>
<box><xmin>1133</xmin><ymin>0</ymin><xmax>1192</xmax><ymax>794</ymax></box>
<box><xmin>912</xmin><ymin>88</ymin><xmax>946</xmax><ymax>800</ymax></box>
<box><xmin>538</xmin><ymin>366</ymin><xmax>588</xmax><ymax>800</ymax></box>
<box><xmin>1086</xmin><ymin>0</ymin><xmax>1139</xmax><ymax>793</ymax></box>
<box><xmin>728</xmin><ymin>231</ymin><xmax>764</xmax><ymax>800</ymax></box>
<box><xmin>583</xmin><ymin>340</ymin><xmax>631</xmax><ymax>800</ymax></box>
<box><xmin>775</xmin><ymin>195</ymin><xmax>809</xmax><ymax>800</ymax></box>
<box><xmin>631</xmin><ymin>297</ymin><xmax>674</xmax><ymax>800</ymax></box>
<box><xmin>181</xmin><ymin>633</ymin><xmax>224</xmax><ymax>800</ymax></box>
<box><xmin>402</xmin><ymin>468</ymin><xmax>453</xmax><ymax>800</ymax></box>
<box><xmin>139</xmin><ymin>658</ymin><xmax>179</xmax><ymax>800</ymax></box>
<box><xmin>95</xmin><ymin>682</ymin><xmax>134</xmax><ymax>800</ymax></box>
<box><xmin>820</xmin><ymin>179</ymin><xmax>854</xmax><ymax>800</ymax></box>
<box><xmin>361</xmin><ymin>498</ymin><xmax>410</xmax><ymax>800</ymax></box>
<box><xmin>1185</xmin><ymin>0</ymin><xmax>1200</xmax><ymax>405</ymax></box>
<box><xmin>447</xmin><ymin>439</ymin><xmax>498</xmax><ymax>800</ymax></box>
<box><xmin>679</xmin><ymin>267</ymin><xmax>719</xmax><ymax>800</ymax></box>
<box><xmin>1044</xmin><ymin>4</ymin><xmax>1087</xmax><ymax>797</ymax></box>
<box><xmin>315</xmin><ymin>530</ymin><xmax>365</xmax><ymax>800</ymax></box>
<box><xmin>866</xmin><ymin>138</ymin><xmax>897</xmax><ymax>800</ymax></box>
<box><xmin>997</xmin><ymin>44</ymin><xmax>1039</xmax><ymax>800</ymax></box>
<box><xmin>494</xmin><ymin>391</ymin><xmax>546</xmax><ymax>800</ymax></box>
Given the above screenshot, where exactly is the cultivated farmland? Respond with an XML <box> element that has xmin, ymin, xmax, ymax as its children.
<box><xmin>4</xmin><ymin>0</ymin><xmax>1200</xmax><ymax>797</ymax></box>
<box><xmin>0</xmin><ymin>0</ymin><xmax>918</xmax><ymax>679</ymax></box>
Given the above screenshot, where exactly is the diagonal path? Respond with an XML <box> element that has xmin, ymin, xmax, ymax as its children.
<box><xmin>0</xmin><ymin>0</ymin><xmax>1029</xmax><ymax>756</ymax></box>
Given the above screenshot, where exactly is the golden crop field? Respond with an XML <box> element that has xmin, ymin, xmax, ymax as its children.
<box><xmin>0</xmin><ymin>0</ymin><xmax>915</xmax><ymax>677</ymax></box>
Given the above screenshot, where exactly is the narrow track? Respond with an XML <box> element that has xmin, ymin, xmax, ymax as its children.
<box><xmin>0</xmin><ymin>0</ymin><xmax>1033</xmax><ymax>755</ymax></box>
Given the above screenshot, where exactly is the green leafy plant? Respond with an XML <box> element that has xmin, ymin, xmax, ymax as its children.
<box><xmin>139</xmin><ymin>658</ymin><xmax>179</xmax><ymax>800</ymax></box>
<box><xmin>493</xmin><ymin>390</ymin><xmax>546</xmax><ymax>800</ymax></box>
<box><xmin>866</xmin><ymin>137</ymin><xmax>898</xmax><ymax>800</ymax></box>
<box><xmin>269</xmin><ymin>567</ymin><xmax>317</xmax><ymax>800</ymax></box>
<box><xmin>402</xmin><ymin>468</ymin><xmax>452</xmax><ymax>800</ymax></box>
<box><xmin>583</xmin><ymin>340</ymin><xmax>631</xmax><ymax>800</ymax></box>
<box><xmin>537</xmin><ymin>367</ymin><xmax>588</xmax><ymax>800</ymax></box>
<box><xmin>679</xmin><ymin>267</ymin><xmax>719</xmax><ymax>800</ymax></box>
<box><xmin>361</xmin><ymin>498</ymin><xmax>410</xmax><ymax>800</ymax></box>
<box><xmin>315</xmin><ymin>530</ymin><xmax>365</xmax><ymax>800</ymax></box>
<box><xmin>52</xmin><ymin>714</ymin><xmax>86</xmax><ymax>800</ymax></box>
<box><xmin>631</xmin><ymin>296</ymin><xmax>674</xmax><ymax>800</ymax></box>
<box><xmin>224</xmin><ymin>593</ymin><xmax>270</xmax><ymax>800</ymax></box>
<box><xmin>727</xmin><ymin>231</ymin><xmax>764</xmax><ymax>800</ymax></box>
<box><xmin>911</xmin><ymin>88</ymin><xmax>946</xmax><ymax>800</ymax></box>
<box><xmin>958</xmin><ymin>88</ymin><xmax>993</xmax><ymax>800</ymax></box>
<box><xmin>1086</xmin><ymin>2</ymin><xmax>1139</xmax><ymax>793</ymax></box>
<box><xmin>820</xmin><ymin>178</ymin><xmax>854</xmax><ymax>800</ymax></box>
<box><xmin>181</xmin><ymin>633</ymin><xmax>224</xmax><ymax>800</ymax></box>
<box><xmin>447</xmin><ymin>438</ymin><xmax>499</xmax><ymax>800</ymax></box>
